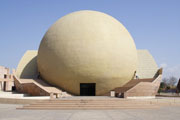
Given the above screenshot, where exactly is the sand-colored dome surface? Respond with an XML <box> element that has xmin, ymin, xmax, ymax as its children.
<box><xmin>37</xmin><ymin>10</ymin><xmax>138</xmax><ymax>95</ymax></box>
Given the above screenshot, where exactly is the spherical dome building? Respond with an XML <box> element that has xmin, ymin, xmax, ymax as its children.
<box><xmin>37</xmin><ymin>10</ymin><xmax>138</xmax><ymax>95</ymax></box>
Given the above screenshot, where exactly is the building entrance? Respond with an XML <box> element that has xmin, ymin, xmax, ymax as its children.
<box><xmin>80</xmin><ymin>83</ymin><xmax>95</xmax><ymax>96</ymax></box>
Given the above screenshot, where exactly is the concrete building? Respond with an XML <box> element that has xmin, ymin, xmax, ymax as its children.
<box><xmin>3</xmin><ymin>10</ymin><xmax>162</xmax><ymax>98</ymax></box>
<box><xmin>0</xmin><ymin>66</ymin><xmax>14</xmax><ymax>91</ymax></box>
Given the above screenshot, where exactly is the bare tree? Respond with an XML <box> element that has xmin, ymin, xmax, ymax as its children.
<box><xmin>160</xmin><ymin>76</ymin><xmax>178</xmax><ymax>93</ymax></box>
<box><xmin>168</xmin><ymin>76</ymin><xmax>177</xmax><ymax>86</ymax></box>
<box><xmin>162</xmin><ymin>76</ymin><xmax>177</xmax><ymax>86</ymax></box>
<box><xmin>162</xmin><ymin>78</ymin><xmax>169</xmax><ymax>85</ymax></box>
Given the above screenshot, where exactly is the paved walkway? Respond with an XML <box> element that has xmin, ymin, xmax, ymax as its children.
<box><xmin>0</xmin><ymin>104</ymin><xmax>180</xmax><ymax>120</ymax></box>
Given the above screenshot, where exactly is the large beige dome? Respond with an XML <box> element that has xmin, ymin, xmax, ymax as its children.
<box><xmin>37</xmin><ymin>10</ymin><xmax>138</xmax><ymax>95</ymax></box>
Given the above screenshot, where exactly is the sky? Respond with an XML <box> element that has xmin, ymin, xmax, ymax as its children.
<box><xmin>0</xmin><ymin>0</ymin><xmax>180</xmax><ymax>79</ymax></box>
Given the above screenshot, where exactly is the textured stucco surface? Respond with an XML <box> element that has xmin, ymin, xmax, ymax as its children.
<box><xmin>37</xmin><ymin>10</ymin><xmax>138</xmax><ymax>95</ymax></box>
<box><xmin>16</xmin><ymin>50</ymin><xmax>38</xmax><ymax>79</ymax></box>
<box><xmin>136</xmin><ymin>50</ymin><xmax>158</xmax><ymax>79</ymax></box>
<box><xmin>16</xmin><ymin>49</ymin><xmax>159</xmax><ymax>96</ymax></box>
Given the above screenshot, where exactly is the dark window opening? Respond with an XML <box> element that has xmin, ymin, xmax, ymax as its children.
<box><xmin>4</xmin><ymin>74</ymin><xmax>7</xmax><ymax>78</ymax></box>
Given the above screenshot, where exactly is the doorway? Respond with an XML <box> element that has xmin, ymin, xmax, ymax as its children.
<box><xmin>80</xmin><ymin>83</ymin><xmax>96</xmax><ymax>96</ymax></box>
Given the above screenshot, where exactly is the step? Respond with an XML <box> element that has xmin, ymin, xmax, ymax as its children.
<box><xmin>30</xmin><ymin>101</ymin><xmax>152</xmax><ymax>104</ymax></box>
<box><xmin>18</xmin><ymin>103</ymin><xmax>157</xmax><ymax>110</ymax></box>
<box><xmin>17</xmin><ymin>98</ymin><xmax>160</xmax><ymax>110</ymax></box>
<box><xmin>0</xmin><ymin>92</ymin><xmax>28</xmax><ymax>98</ymax></box>
<box><xmin>36</xmin><ymin>100</ymin><xmax>146</xmax><ymax>103</ymax></box>
<box><xmin>24</xmin><ymin>105</ymin><xmax>155</xmax><ymax>108</ymax></box>
<box><xmin>29</xmin><ymin>102</ymin><xmax>153</xmax><ymax>106</ymax></box>
<box><xmin>18</xmin><ymin>106</ymin><xmax>158</xmax><ymax>110</ymax></box>
<box><xmin>24</xmin><ymin>103</ymin><xmax>155</xmax><ymax>106</ymax></box>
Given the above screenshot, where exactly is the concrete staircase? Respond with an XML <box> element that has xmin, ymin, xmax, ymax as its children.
<box><xmin>18</xmin><ymin>98</ymin><xmax>158</xmax><ymax>110</ymax></box>
<box><xmin>12</xmin><ymin>69</ymin><xmax>71</xmax><ymax>97</ymax></box>
<box><xmin>114</xmin><ymin>68</ymin><xmax>163</xmax><ymax>98</ymax></box>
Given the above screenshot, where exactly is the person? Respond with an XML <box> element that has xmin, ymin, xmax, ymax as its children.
<box><xmin>136</xmin><ymin>75</ymin><xmax>139</xmax><ymax>79</ymax></box>
<box><xmin>37</xmin><ymin>72</ymin><xmax>41</xmax><ymax>79</ymax></box>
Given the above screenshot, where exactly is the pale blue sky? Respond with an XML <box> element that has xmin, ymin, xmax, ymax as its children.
<box><xmin>0</xmin><ymin>0</ymin><xmax>180</xmax><ymax>78</ymax></box>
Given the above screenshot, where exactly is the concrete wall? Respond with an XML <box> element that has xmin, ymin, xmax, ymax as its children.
<box><xmin>136</xmin><ymin>50</ymin><xmax>158</xmax><ymax>79</ymax></box>
<box><xmin>16</xmin><ymin>50</ymin><xmax>38</xmax><ymax>79</ymax></box>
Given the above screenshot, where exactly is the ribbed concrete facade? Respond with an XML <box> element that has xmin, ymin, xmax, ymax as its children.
<box><xmin>136</xmin><ymin>50</ymin><xmax>158</xmax><ymax>79</ymax></box>
<box><xmin>16</xmin><ymin>50</ymin><xmax>38</xmax><ymax>79</ymax></box>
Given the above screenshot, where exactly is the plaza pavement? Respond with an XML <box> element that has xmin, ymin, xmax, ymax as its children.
<box><xmin>0</xmin><ymin>103</ymin><xmax>180</xmax><ymax>120</ymax></box>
